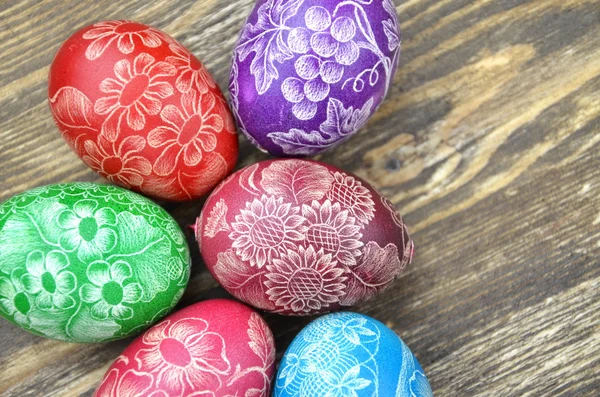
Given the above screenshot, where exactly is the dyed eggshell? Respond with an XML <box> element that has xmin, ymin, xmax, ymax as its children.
<box><xmin>0</xmin><ymin>183</ymin><xmax>190</xmax><ymax>342</ymax></box>
<box><xmin>93</xmin><ymin>299</ymin><xmax>276</xmax><ymax>397</ymax></box>
<box><xmin>230</xmin><ymin>0</ymin><xmax>401</xmax><ymax>156</ymax></box>
<box><xmin>196</xmin><ymin>159</ymin><xmax>413</xmax><ymax>315</ymax></box>
<box><xmin>49</xmin><ymin>20</ymin><xmax>238</xmax><ymax>201</ymax></box>
<box><xmin>274</xmin><ymin>312</ymin><xmax>433</xmax><ymax>396</ymax></box>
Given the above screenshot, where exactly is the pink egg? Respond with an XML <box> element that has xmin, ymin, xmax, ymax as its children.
<box><xmin>196</xmin><ymin>159</ymin><xmax>414</xmax><ymax>316</ymax></box>
<box><xmin>93</xmin><ymin>299</ymin><xmax>275</xmax><ymax>397</ymax></box>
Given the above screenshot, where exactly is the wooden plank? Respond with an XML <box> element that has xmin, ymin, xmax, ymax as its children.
<box><xmin>0</xmin><ymin>0</ymin><xmax>599</xmax><ymax>395</ymax></box>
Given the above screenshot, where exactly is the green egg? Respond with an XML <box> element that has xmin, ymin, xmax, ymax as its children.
<box><xmin>0</xmin><ymin>183</ymin><xmax>190</xmax><ymax>343</ymax></box>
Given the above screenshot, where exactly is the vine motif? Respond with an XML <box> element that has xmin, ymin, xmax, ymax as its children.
<box><xmin>231</xmin><ymin>0</ymin><xmax>401</xmax><ymax>155</ymax></box>
<box><xmin>0</xmin><ymin>183</ymin><xmax>189</xmax><ymax>342</ymax></box>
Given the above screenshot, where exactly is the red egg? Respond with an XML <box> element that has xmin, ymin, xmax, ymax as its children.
<box><xmin>93</xmin><ymin>299</ymin><xmax>275</xmax><ymax>397</ymax></box>
<box><xmin>49</xmin><ymin>20</ymin><xmax>238</xmax><ymax>201</ymax></box>
<box><xmin>196</xmin><ymin>159</ymin><xmax>414</xmax><ymax>316</ymax></box>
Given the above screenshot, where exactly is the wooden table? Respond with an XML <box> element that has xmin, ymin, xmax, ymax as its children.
<box><xmin>1</xmin><ymin>0</ymin><xmax>599</xmax><ymax>395</ymax></box>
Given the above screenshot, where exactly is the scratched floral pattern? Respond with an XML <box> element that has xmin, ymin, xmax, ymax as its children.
<box><xmin>0</xmin><ymin>183</ymin><xmax>190</xmax><ymax>342</ymax></box>
<box><xmin>274</xmin><ymin>312</ymin><xmax>434</xmax><ymax>397</ymax></box>
<box><xmin>199</xmin><ymin>159</ymin><xmax>413</xmax><ymax>315</ymax></box>
<box><xmin>93</xmin><ymin>300</ymin><xmax>275</xmax><ymax>397</ymax></box>
<box><xmin>49</xmin><ymin>20</ymin><xmax>238</xmax><ymax>201</ymax></box>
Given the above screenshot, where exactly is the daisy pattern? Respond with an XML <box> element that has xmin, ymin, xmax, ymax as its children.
<box><xmin>327</xmin><ymin>172</ymin><xmax>375</xmax><ymax>226</ymax></box>
<box><xmin>166</xmin><ymin>41</ymin><xmax>217</xmax><ymax>93</ymax></box>
<box><xmin>0</xmin><ymin>270</ymin><xmax>33</xmax><ymax>327</ymax></box>
<box><xmin>94</xmin><ymin>368</ymin><xmax>153</xmax><ymax>397</ymax></box>
<box><xmin>83</xmin><ymin>20</ymin><xmax>165</xmax><ymax>60</ymax></box>
<box><xmin>82</xmin><ymin>136</ymin><xmax>152</xmax><ymax>188</ymax></box>
<box><xmin>21</xmin><ymin>250</ymin><xmax>76</xmax><ymax>310</ymax></box>
<box><xmin>229</xmin><ymin>195</ymin><xmax>305</xmax><ymax>268</ymax></box>
<box><xmin>81</xmin><ymin>260</ymin><xmax>142</xmax><ymax>320</ymax></box>
<box><xmin>301</xmin><ymin>200</ymin><xmax>363</xmax><ymax>267</ymax></box>
<box><xmin>264</xmin><ymin>245</ymin><xmax>346</xmax><ymax>313</ymax></box>
<box><xmin>94</xmin><ymin>53</ymin><xmax>176</xmax><ymax>141</ymax></box>
<box><xmin>134</xmin><ymin>317</ymin><xmax>231</xmax><ymax>397</ymax></box>
<box><xmin>57</xmin><ymin>200</ymin><xmax>118</xmax><ymax>263</ymax></box>
<box><xmin>148</xmin><ymin>90</ymin><xmax>223</xmax><ymax>176</ymax></box>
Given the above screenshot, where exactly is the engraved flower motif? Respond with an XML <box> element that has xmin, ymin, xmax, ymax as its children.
<box><xmin>301</xmin><ymin>200</ymin><xmax>363</xmax><ymax>267</ymax></box>
<box><xmin>315</xmin><ymin>365</ymin><xmax>372</xmax><ymax>397</ymax></box>
<box><xmin>83</xmin><ymin>20</ymin><xmax>165</xmax><ymax>60</ymax></box>
<box><xmin>327</xmin><ymin>172</ymin><xmax>375</xmax><ymax>226</ymax></box>
<box><xmin>81</xmin><ymin>260</ymin><xmax>142</xmax><ymax>320</ymax></box>
<box><xmin>57</xmin><ymin>200</ymin><xmax>118</xmax><ymax>263</ymax></box>
<box><xmin>94</xmin><ymin>368</ymin><xmax>153</xmax><ymax>397</ymax></box>
<box><xmin>82</xmin><ymin>136</ymin><xmax>152</xmax><ymax>188</ymax></box>
<box><xmin>94</xmin><ymin>53</ymin><xmax>176</xmax><ymax>141</ymax></box>
<box><xmin>166</xmin><ymin>41</ymin><xmax>217</xmax><ymax>93</ymax></box>
<box><xmin>148</xmin><ymin>90</ymin><xmax>223</xmax><ymax>176</ymax></box>
<box><xmin>264</xmin><ymin>245</ymin><xmax>346</xmax><ymax>313</ymax></box>
<box><xmin>326</xmin><ymin>316</ymin><xmax>377</xmax><ymax>347</ymax></box>
<box><xmin>0</xmin><ymin>270</ymin><xmax>33</xmax><ymax>327</ymax></box>
<box><xmin>135</xmin><ymin>318</ymin><xmax>231</xmax><ymax>397</ymax></box>
<box><xmin>21</xmin><ymin>251</ymin><xmax>77</xmax><ymax>311</ymax></box>
<box><xmin>229</xmin><ymin>195</ymin><xmax>305</xmax><ymax>268</ymax></box>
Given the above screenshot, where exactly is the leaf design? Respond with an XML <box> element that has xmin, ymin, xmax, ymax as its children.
<box><xmin>260</xmin><ymin>159</ymin><xmax>334</xmax><ymax>204</ymax></box>
<box><xmin>320</xmin><ymin>98</ymin><xmax>374</xmax><ymax>137</ymax></box>
<box><xmin>204</xmin><ymin>199</ymin><xmax>230</xmax><ymax>238</ymax></box>
<box><xmin>245</xmin><ymin>389</ymin><xmax>263</xmax><ymax>397</ymax></box>
<box><xmin>66</xmin><ymin>305</ymin><xmax>121</xmax><ymax>342</ymax></box>
<box><xmin>236</xmin><ymin>0</ymin><xmax>304</xmax><ymax>94</ymax></box>
<box><xmin>383</xmin><ymin>19</ymin><xmax>400</xmax><ymax>52</ymax></box>
<box><xmin>213</xmin><ymin>249</ymin><xmax>275</xmax><ymax>310</ymax></box>
<box><xmin>268</xmin><ymin>128</ymin><xmax>333</xmax><ymax>156</ymax></box>
<box><xmin>108</xmin><ymin>212</ymin><xmax>173</xmax><ymax>301</ymax></box>
<box><xmin>382</xmin><ymin>0</ymin><xmax>401</xmax><ymax>54</ymax></box>
<box><xmin>49</xmin><ymin>87</ymin><xmax>98</xmax><ymax>131</ymax></box>
<box><xmin>341</xmin><ymin>241</ymin><xmax>403</xmax><ymax>306</ymax></box>
<box><xmin>353</xmin><ymin>4</ymin><xmax>377</xmax><ymax>48</ymax></box>
<box><xmin>0</xmin><ymin>200</ymin><xmax>67</xmax><ymax>274</ymax></box>
<box><xmin>268</xmin><ymin>98</ymin><xmax>374</xmax><ymax>155</ymax></box>
<box><xmin>238</xmin><ymin>163</ymin><xmax>261</xmax><ymax>195</ymax></box>
<box><xmin>181</xmin><ymin>152</ymin><xmax>229</xmax><ymax>198</ymax></box>
<box><xmin>247</xmin><ymin>312</ymin><xmax>275</xmax><ymax>365</ymax></box>
<box><xmin>395</xmin><ymin>337</ymin><xmax>418</xmax><ymax>397</ymax></box>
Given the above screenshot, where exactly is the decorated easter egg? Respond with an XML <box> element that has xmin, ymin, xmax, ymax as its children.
<box><xmin>0</xmin><ymin>183</ymin><xmax>190</xmax><ymax>342</ymax></box>
<box><xmin>274</xmin><ymin>312</ymin><xmax>433</xmax><ymax>396</ymax></box>
<box><xmin>93</xmin><ymin>299</ymin><xmax>276</xmax><ymax>397</ymax></box>
<box><xmin>196</xmin><ymin>159</ymin><xmax>413</xmax><ymax>315</ymax></box>
<box><xmin>229</xmin><ymin>0</ymin><xmax>401</xmax><ymax>156</ymax></box>
<box><xmin>49</xmin><ymin>20</ymin><xmax>238</xmax><ymax>201</ymax></box>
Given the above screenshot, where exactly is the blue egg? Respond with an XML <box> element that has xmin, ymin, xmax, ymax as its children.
<box><xmin>274</xmin><ymin>312</ymin><xmax>433</xmax><ymax>396</ymax></box>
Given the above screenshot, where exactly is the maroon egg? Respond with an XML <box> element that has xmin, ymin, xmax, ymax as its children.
<box><xmin>196</xmin><ymin>159</ymin><xmax>414</xmax><ymax>316</ymax></box>
<box><xmin>93</xmin><ymin>299</ymin><xmax>275</xmax><ymax>397</ymax></box>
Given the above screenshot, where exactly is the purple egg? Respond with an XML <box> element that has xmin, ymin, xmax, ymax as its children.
<box><xmin>230</xmin><ymin>0</ymin><xmax>401</xmax><ymax>157</ymax></box>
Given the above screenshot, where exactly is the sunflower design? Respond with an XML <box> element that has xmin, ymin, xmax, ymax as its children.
<box><xmin>229</xmin><ymin>195</ymin><xmax>305</xmax><ymax>268</ymax></box>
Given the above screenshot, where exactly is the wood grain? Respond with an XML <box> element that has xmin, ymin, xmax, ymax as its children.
<box><xmin>1</xmin><ymin>0</ymin><xmax>599</xmax><ymax>395</ymax></box>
